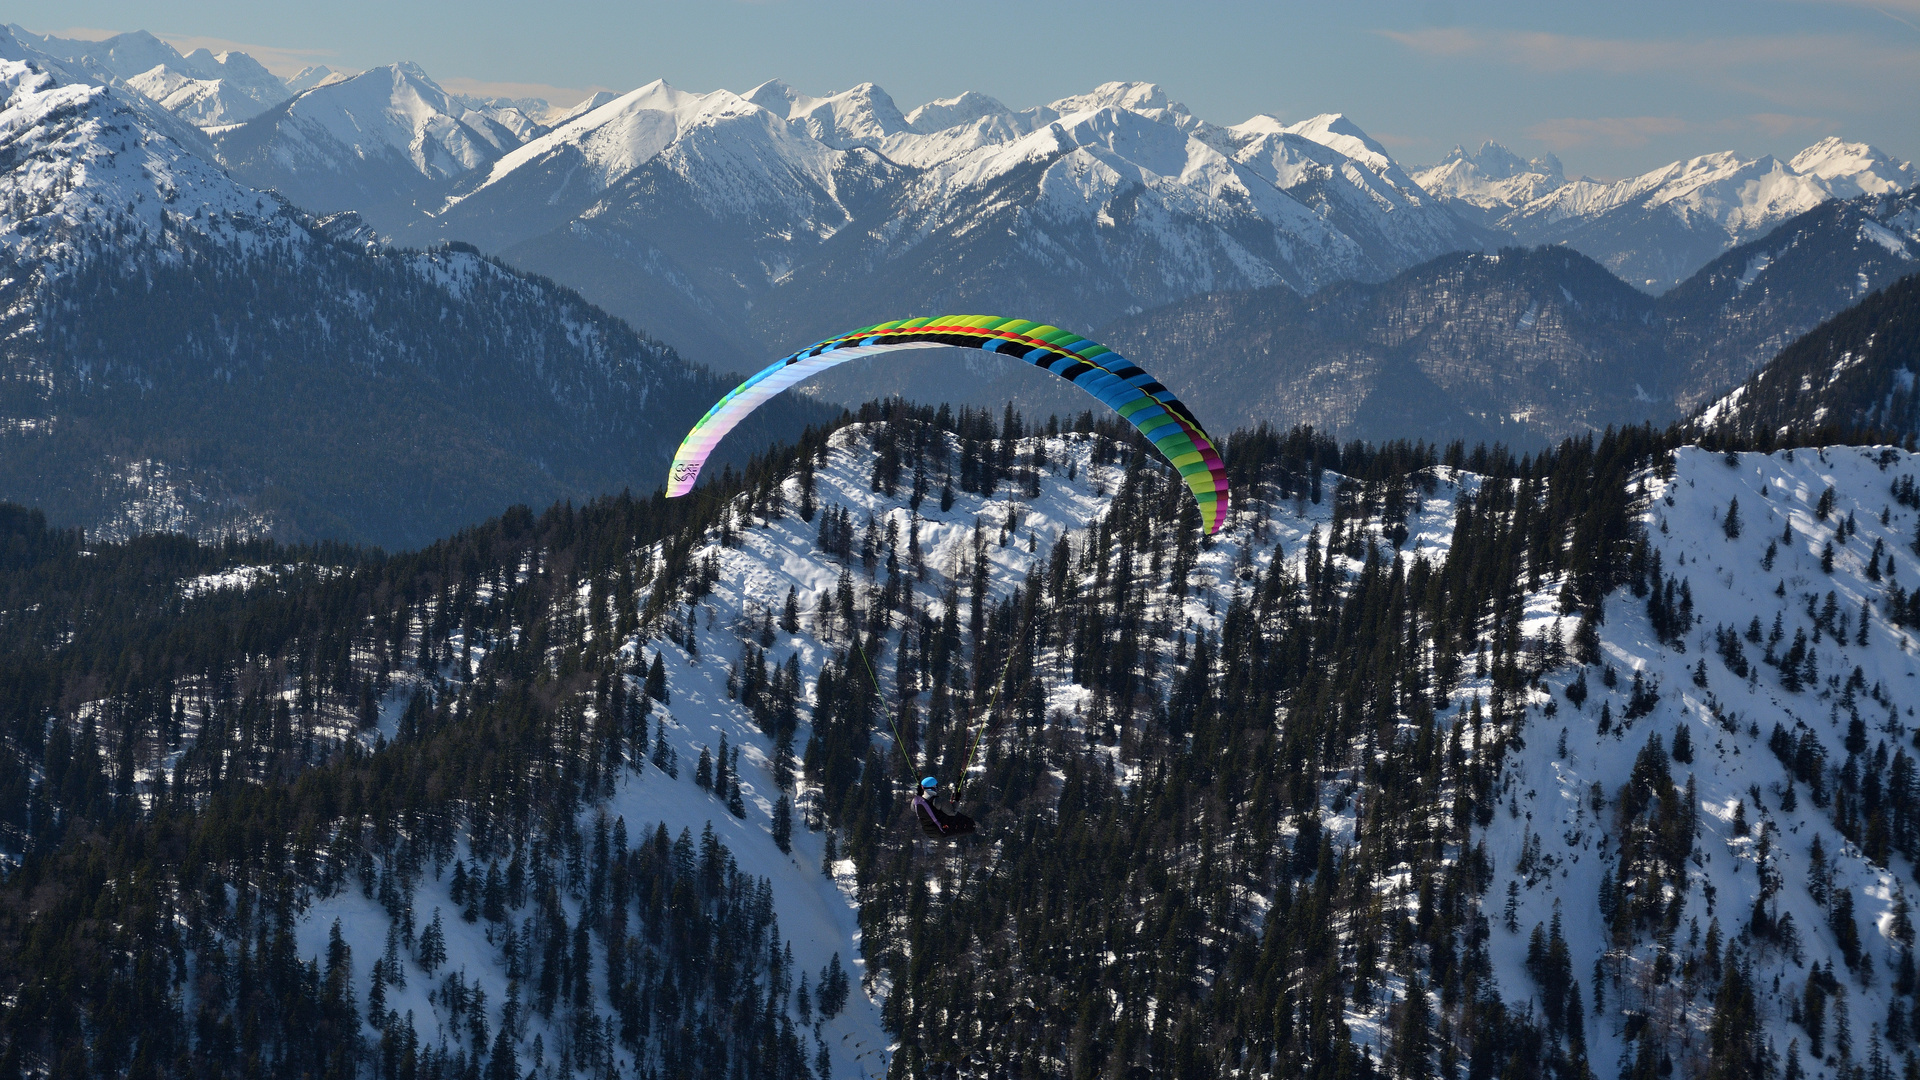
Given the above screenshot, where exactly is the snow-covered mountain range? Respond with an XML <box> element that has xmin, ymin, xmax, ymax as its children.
<box><xmin>1417</xmin><ymin>137</ymin><xmax>1918</xmax><ymax>292</ymax></box>
<box><xmin>0</xmin><ymin>57</ymin><xmax>828</xmax><ymax>547</ymax></box>
<box><xmin>3</xmin><ymin>24</ymin><xmax>290</xmax><ymax>125</ymax></box>
<box><xmin>212</xmin><ymin>61</ymin><xmax>524</xmax><ymax>224</ymax></box>
<box><xmin>974</xmin><ymin>185</ymin><xmax>1917</xmax><ymax>449</ymax></box>
<box><xmin>0</xmin><ymin>20</ymin><xmax>1914</xmax><ymax>476</ymax></box>
<box><xmin>407</xmin><ymin>77</ymin><xmax>1489</xmax><ymax>370</ymax></box>
<box><xmin>3</xmin><ymin>21</ymin><xmax>1911</xmax><ymax>369</ymax></box>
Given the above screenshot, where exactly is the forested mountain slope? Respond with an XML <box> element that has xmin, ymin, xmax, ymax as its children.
<box><xmin>0</xmin><ymin>59</ymin><xmax>827</xmax><ymax>549</ymax></box>
<box><xmin>1700</xmin><ymin>273</ymin><xmax>1920</xmax><ymax>443</ymax></box>
<box><xmin>2</xmin><ymin>401</ymin><xmax>1918</xmax><ymax>1080</ymax></box>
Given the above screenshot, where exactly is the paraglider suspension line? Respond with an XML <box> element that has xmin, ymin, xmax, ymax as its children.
<box><xmin>852</xmin><ymin>637</ymin><xmax>918</xmax><ymax>778</ymax></box>
<box><xmin>955</xmin><ymin>602</ymin><xmax>1030</xmax><ymax>804</ymax></box>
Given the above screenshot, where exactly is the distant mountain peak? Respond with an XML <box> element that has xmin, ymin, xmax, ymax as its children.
<box><xmin>903</xmin><ymin>90</ymin><xmax>1014</xmax><ymax>134</ymax></box>
<box><xmin>211</xmin><ymin>57</ymin><xmax>517</xmax><ymax>218</ymax></box>
<box><xmin>285</xmin><ymin>65</ymin><xmax>345</xmax><ymax>93</ymax></box>
<box><xmin>1787</xmin><ymin>136</ymin><xmax>1915</xmax><ymax>198</ymax></box>
<box><xmin>1281</xmin><ymin>112</ymin><xmax>1399</xmax><ymax>173</ymax></box>
<box><xmin>548</xmin><ymin>89</ymin><xmax>617</xmax><ymax>125</ymax></box>
<box><xmin>1436</xmin><ymin>140</ymin><xmax>1563</xmax><ymax>183</ymax></box>
<box><xmin>3</xmin><ymin>23</ymin><xmax>289</xmax><ymax>125</ymax></box>
<box><xmin>1047</xmin><ymin>81</ymin><xmax>1201</xmax><ymax>133</ymax></box>
<box><xmin>1052</xmin><ymin>80</ymin><xmax>1173</xmax><ymax>114</ymax></box>
<box><xmin>785</xmin><ymin>81</ymin><xmax>909</xmax><ymax>148</ymax></box>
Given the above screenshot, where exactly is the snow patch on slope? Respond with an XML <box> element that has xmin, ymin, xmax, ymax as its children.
<box><xmin>1490</xmin><ymin>446</ymin><xmax>1920</xmax><ymax>1080</ymax></box>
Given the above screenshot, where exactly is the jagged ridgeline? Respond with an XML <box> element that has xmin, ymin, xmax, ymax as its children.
<box><xmin>2</xmin><ymin>403</ymin><xmax>1918</xmax><ymax>1080</ymax></box>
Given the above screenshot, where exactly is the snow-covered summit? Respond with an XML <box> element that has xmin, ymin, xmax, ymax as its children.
<box><xmin>1048</xmin><ymin>80</ymin><xmax>1200</xmax><ymax>133</ymax></box>
<box><xmin>903</xmin><ymin>90</ymin><xmax>1027</xmax><ymax>135</ymax></box>
<box><xmin>9</xmin><ymin>26</ymin><xmax>181</xmax><ymax>81</ymax></box>
<box><xmin>212</xmin><ymin>61</ymin><xmax>522</xmax><ymax>218</ymax></box>
<box><xmin>1519</xmin><ymin>150</ymin><xmax>1830</xmax><ymax>237</ymax></box>
<box><xmin>1276</xmin><ymin>113</ymin><xmax>1399</xmax><ymax>175</ymax></box>
<box><xmin>278</xmin><ymin>62</ymin><xmax>497</xmax><ymax>179</ymax></box>
<box><xmin>546</xmin><ymin>89</ymin><xmax>617</xmax><ymax>125</ymax></box>
<box><xmin>0</xmin><ymin>58</ymin><xmax>303</xmax><ymax>266</ymax></box>
<box><xmin>284</xmin><ymin>65</ymin><xmax>347</xmax><ymax>94</ymax></box>
<box><xmin>1425</xmin><ymin>136</ymin><xmax>1918</xmax><ymax>290</ymax></box>
<box><xmin>5</xmin><ymin>24</ymin><xmax>288</xmax><ymax>125</ymax></box>
<box><xmin>749</xmin><ymin>79</ymin><xmax>911</xmax><ymax>149</ymax></box>
<box><xmin>1788</xmin><ymin>137</ymin><xmax>1918</xmax><ymax>200</ymax></box>
<box><xmin>124</xmin><ymin>56</ymin><xmax>283</xmax><ymax>127</ymax></box>
<box><xmin>1412</xmin><ymin>140</ymin><xmax>1567</xmax><ymax>212</ymax></box>
<box><xmin>466</xmin><ymin>77</ymin><xmax>847</xmax><ymax>222</ymax></box>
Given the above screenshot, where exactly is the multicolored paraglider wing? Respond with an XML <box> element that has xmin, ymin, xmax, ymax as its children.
<box><xmin>666</xmin><ymin>316</ymin><xmax>1230</xmax><ymax>533</ymax></box>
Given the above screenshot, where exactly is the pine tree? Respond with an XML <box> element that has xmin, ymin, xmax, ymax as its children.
<box><xmin>418</xmin><ymin>908</ymin><xmax>446</xmax><ymax>974</ymax></box>
<box><xmin>1809</xmin><ymin>834</ymin><xmax>1830</xmax><ymax>905</ymax></box>
<box><xmin>1705</xmin><ymin>953</ymin><xmax>1762</xmax><ymax>1080</ymax></box>
<box><xmin>368</xmin><ymin>959</ymin><xmax>387</xmax><ymax>1024</ymax></box>
<box><xmin>819</xmin><ymin>953</ymin><xmax>849</xmax><ymax>1019</ymax></box>
<box><xmin>1394</xmin><ymin>976</ymin><xmax>1433</xmax><ymax>1080</ymax></box>
<box><xmin>646</xmin><ymin>651</ymin><xmax>669</xmax><ymax>703</ymax></box>
<box><xmin>773</xmin><ymin>795</ymin><xmax>793</xmax><ymax>853</ymax></box>
<box><xmin>383</xmin><ymin>922</ymin><xmax>407</xmax><ymax>987</ymax></box>
<box><xmin>487</xmin><ymin>1024</ymin><xmax>517</xmax><ymax>1080</ymax></box>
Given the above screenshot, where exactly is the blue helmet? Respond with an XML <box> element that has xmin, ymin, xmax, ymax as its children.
<box><xmin>920</xmin><ymin>776</ymin><xmax>939</xmax><ymax>790</ymax></box>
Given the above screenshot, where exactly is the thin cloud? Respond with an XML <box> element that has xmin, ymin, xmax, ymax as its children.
<box><xmin>1524</xmin><ymin>113</ymin><xmax>1839</xmax><ymax>152</ymax></box>
<box><xmin>153</xmin><ymin>33</ymin><xmax>338</xmax><ymax>78</ymax></box>
<box><xmin>1378</xmin><ymin>26</ymin><xmax>1918</xmax><ymax>113</ymax></box>
<box><xmin>1379</xmin><ymin>27</ymin><xmax>1914</xmax><ymax>75</ymax></box>
<box><xmin>1524</xmin><ymin>116</ymin><xmax>1693</xmax><ymax>150</ymax></box>
<box><xmin>1781</xmin><ymin>0</ymin><xmax>1920</xmax><ymax>18</ymax></box>
<box><xmin>1745</xmin><ymin>112</ymin><xmax>1835</xmax><ymax>138</ymax></box>
<box><xmin>437</xmin><ymin>76</ymin><xmax>611</xmax><ymax>108</ymax></box>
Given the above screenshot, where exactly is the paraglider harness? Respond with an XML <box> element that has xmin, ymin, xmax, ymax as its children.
<box><xmin>911</xmin><ymin>778</ymin><xmax>975</xmax><ymax>839</ymax></box>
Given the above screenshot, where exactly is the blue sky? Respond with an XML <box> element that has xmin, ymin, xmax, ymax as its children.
<box><xmin>21</xmin><ymin>0</ymin><xmax>1919</xmax><ymax>179</ymax></box>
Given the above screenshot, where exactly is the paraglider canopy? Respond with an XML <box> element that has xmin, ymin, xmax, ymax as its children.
<box><xmin>664</xmin><ymin>315</ymin><xmax>1230</xmax><ymax>533</ymax></box>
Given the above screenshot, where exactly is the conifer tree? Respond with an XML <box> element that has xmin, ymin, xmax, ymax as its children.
<box><xmin>646</xmin><ymin>651</ymin><xmax>669</xmax><ymax>703</ymax></box>
<box><xmin>773</xmin><ymin>795</ymin><xmax>793</xmax><ymax>853</ymax></box>
<box><xmin>418</xmin><ymin>909</ymin><xmax>446</xmax><ymax>975</ymax></box>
